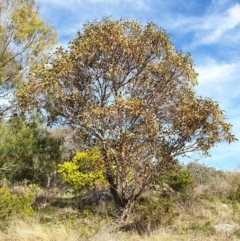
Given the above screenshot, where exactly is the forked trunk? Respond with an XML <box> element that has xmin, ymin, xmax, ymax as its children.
<box><xmin>101</xmin><ymin>148</ymin><xmax>134</xmax><ymax>220</ymax></box>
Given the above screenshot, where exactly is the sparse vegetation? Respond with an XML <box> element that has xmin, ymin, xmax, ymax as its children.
<box><xmin>17</xmin><ymin>18</ymin><xmax>235</xmax><ymax>220</ymax></box>
<box><xmin>0</xmin><ymin>2</ymin><xmax>237</xmax><ymax>239</ymax></box>
<box><xmin>0</xmin><ymin>164</ymin><xmax>240</xmax><ymax>240</ymax></box>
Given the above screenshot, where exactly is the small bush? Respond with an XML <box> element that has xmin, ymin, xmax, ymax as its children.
<box><xmin>228</xmin><ymin>184</ymin><xmax>240</xmax><ymax>201</ymax></box>
<box><xmin>122</xmin><ymin>166</ymin><xmax>193</xmax><ymax>234</ymax></box>
<box><xmin>156</xmin><ymin>164</ymin><xmax>194</xmax><ymax>202</ymax></box>
<box><xmin>123</xmin><ymin>195</ymin><xmax>179</xmax><ymax>234</ymax></box>
<box><xmin>0</xmin><ymin>187</ymin><xmax>35</xmax><ymax>227</ymax></box>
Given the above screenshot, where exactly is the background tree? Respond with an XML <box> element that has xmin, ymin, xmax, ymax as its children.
<box><xmin>49</xmin><ymin>126</ymin><xmax>91</xmax><ymax>161</ymax></box>
<box><xmin>17</xmin><ymin>18</ymin><xmax>236</xmax><ymax>220</ymax></box>
<box><xmin>0</xmin><ymin>0</ymin><xmax>57</xmax><ymax>116</ymax></box>
<box><xmin>0</xmin><ymin>114</ymin><xmax>63</xmax><ymax>187</ymax></box>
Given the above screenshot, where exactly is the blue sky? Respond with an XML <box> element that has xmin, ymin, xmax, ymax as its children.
<box><xmin>36</xmin><ymin>0</ymin><xmax>240</xmax><ymax>170</ymax></box>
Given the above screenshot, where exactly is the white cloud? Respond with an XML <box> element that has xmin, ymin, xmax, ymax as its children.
<box><xmin>36</xmin><ymin>0</ymin><xmax>152</xmax><ymax>47</ymax></box>
<box><xmin>195</xmin><ymin>57</ymin><xmax>240</xmax><ymax>111</ymax></box>
<box><xmin>163</xmin><ymin>3</ymin><xmax>240</xmax><ymax>46</ymax></box>
<box><xmin>201</xmin><ymin>4</ymin><xmax>240</xmax><ymax>44</ymax></box>
<box><xmin>196</xmin><ymin>58</ymin><xmax>238</xmax><ymax>85</ymax></box>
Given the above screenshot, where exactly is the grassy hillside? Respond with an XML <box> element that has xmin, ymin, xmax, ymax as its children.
<box><xmin>1</xmin><ymin>164</ymin><xmax>240</xmax><ymax>241</ymax></box>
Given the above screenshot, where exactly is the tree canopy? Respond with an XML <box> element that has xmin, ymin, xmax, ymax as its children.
<box><xmin>0</xmin><ymin>0</ymin><xmax>57</xmax><ymax>115</ymax></box>
<box><xmin>17</xmin><ymin>18</ymin><xmax>236</xmax><ymax>219</ymax></box>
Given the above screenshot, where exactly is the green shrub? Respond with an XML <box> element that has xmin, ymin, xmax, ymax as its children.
<box><xmin>123</xmin><ymin>195</ymin><xmax>179</xmax><ymax>234</ymax></box>
<box><xmin>155</xmin><ymin>164</ymin><xmax>194</xmax><ymax>202</ymax></box>
<box><xmin>0</xmin><ymin>187</ymin><xmax>35</xmax><ymax>226</ymax></box>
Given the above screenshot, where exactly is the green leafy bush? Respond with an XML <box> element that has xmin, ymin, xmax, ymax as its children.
<box><xmin>123</xmin><ymin>195</ymin><xmax>179</xmax><ymax>234</ymax></box>
<box><xmin>0</xmin><ymin>187</ymin><xmax>35</xmax><ymax>226</ymax></box>
<box><xmin>155</xmin><ymin>165</ymin><xmax>194</xmax><ymax>201</ymax></box>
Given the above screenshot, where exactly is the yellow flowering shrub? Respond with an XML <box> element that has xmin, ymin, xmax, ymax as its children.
<box><xmin>58</xmin><ymin>149</ymin><xmax>107</xmax><ymax>191</ymax></box>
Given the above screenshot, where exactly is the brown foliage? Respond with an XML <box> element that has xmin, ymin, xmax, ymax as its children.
<box><xmin>17</xmin><ymin>18</ymin><xmax>235</xmax><ymax>220</ymax></box>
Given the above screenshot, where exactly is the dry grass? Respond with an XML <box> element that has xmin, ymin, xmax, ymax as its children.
<box><xmin>0</xmin><ymin>219</ymin><xmax>80</xmax><ymax>241</ymax></box>
<box><xmin>0</xmin><ymin>219</ymin><xmax>239</xmax><ymax>241</ymax></box>
<box><xmin>194</xmin><ymin>172</ymin><xmax>240</xmax><ymax>198</ymax></box>
<box><xmin>1</xmin><ymin>170</ymin><xmax>240</xmax><ymax>241</ymax></box>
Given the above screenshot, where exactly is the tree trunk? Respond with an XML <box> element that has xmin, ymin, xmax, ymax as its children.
<box><xmin>101</xmin><ymin>148</ymin><xmax>133</xmax><ymax>220</ymax></box>
<box><xmin>101</xmin><ymin>148</ymin><xmax>124</xmax><ymax>208</ymax></box>
<box><xmin>109</xmin><ymin>181</ymin><xmax>123</xmax><ymax>207</ymax></box>
<box><xmin>120</xmin><ymin>200</ymin><xmax>134</xmax><ymax>221</ymax></box>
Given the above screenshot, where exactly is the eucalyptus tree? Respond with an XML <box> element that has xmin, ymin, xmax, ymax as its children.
<box><xmin>17</xmin><ymin>18</ymin><xmax>235</xmax><ymax>220</ymax></box>
<box><xmin>0</xmin><ymin>0</ymin><xmax>57</xmax><ymax>115</ymax></box>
